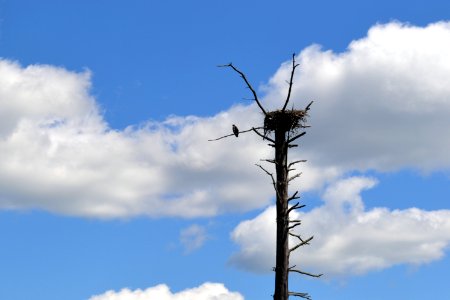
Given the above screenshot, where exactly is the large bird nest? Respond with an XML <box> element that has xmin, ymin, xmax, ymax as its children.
<box><xmin>264</xmin><ymin>109</ymin><xmax>308</xmax><ymax>133</ymax></box>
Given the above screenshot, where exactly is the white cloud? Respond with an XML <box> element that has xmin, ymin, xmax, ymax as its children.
<box><xmin>0</xmin><ymin>60</ymin><xmax>275</xmax><ymax>218</ymax></box>
<box><xmin>230</xmin><ymin>177</ymin><xmax>450</xmax><ymax>276</ymax></box>
<box><xmin>89</xmin><ymin>282</ymin><xmax>244</xmax><ymax>300</ymax></box>
<box><xmin>2</xmin><ymin>21</ymin><xmax>450</xmax><ymax>218</ymax></box>
<box><xmin>263</xmin><ymin>21</ymin><xmax>450</xmax><ymax>172</ymax></box>
<box><xmin>180</xmin><ymin>224</ymin><xmax>207</xmax><ymax>253</ymax></box>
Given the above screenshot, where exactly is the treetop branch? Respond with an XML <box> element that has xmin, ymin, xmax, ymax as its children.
<box><xmin>282</xmin><ymin>53</ymin><xmax>300</xmax><ymax>112</ymax></box>
<box><xmin>219</xmin><ymin>63</ymin><xmax>267</xmax><ymax>115</ymax></box>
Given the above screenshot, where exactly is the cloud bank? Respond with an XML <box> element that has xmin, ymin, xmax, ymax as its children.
<box><xmin>1</xmin><ymin>21</ymin><xmax>450</xmax><ymax>218</ymax></box>
<box><xmin>89</xmin><ymin>282</ymin><xmax>244</xmax><ymax>300</ymax></box>
<box><xmin>230</xmin><ymin>177</ymin><xmax>450</xmax><ymax>276</ymax></box>
<box><xmin>0</xmin><ymin>60</ymin><xmax>274</xmax><ymax>218</ymax></box>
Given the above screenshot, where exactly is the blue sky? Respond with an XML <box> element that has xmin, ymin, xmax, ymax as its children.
<box><xmin>1</xmin><ymin>0</ymin><xmax>450</xmax><ymax>299</ymax></box>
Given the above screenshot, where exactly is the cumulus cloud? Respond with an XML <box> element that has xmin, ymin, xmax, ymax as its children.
<box><xmin>2</xmin><ymin>21</ymin><xmax>450</xmax><ymax>218</ymax></box>
<box><xmin>230</xmin><ymin>177</ymin><xmax>450</xmax><ymax>276</ymax></box>
<box><xmin>88</xmin><ymin>282</ymin><xmax>244</xmax><ymax>300</ymax></box>
<box><xmin>263</xmin><ymin>21</ymin><xmax>450</xmax><ymax>172</ymax></box>
<box><xmin>0</xmin><ymin>60</ymin><xmax>276</xmax><ymax>218</ymax></box>
<box><xmin>180</xmin><ymin>224</ymin><xmax>207</xmax><ymax>253</ymax></box>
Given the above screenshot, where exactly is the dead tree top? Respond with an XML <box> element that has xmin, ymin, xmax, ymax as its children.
<box><xmin>211</xmin><ymin>54</ymin><xmax>314</xmax><ymax>142</ymax></box>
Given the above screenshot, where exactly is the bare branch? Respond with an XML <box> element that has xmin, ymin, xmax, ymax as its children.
<box><xmin>288</xmin><ymin>196</ymin><xmax>300</xmax><ymax>202</ymax></box>
<box><xmin>252</xmin><ymin>127</ymin><xmax>275</xmax><ymax>143</ymax></box>
<box><xmin>287</xmin><ymin>202</ymin><xmax>306</xmax><ymax>214</ymax></box>
<box><xmin>208</xmin><ymin>126</ymin><xmax>264</xmax><ymax>141</ymax></box>
<box><xmin>288</xmin><ymin>191</ymin><xmax>300</xmax><ymax>202</ymax></box>
<box><xmin>219</xmin><ymin>63</ymin><xmax>267</xmax><ymax>115</ymax></box>
<box><xmin>288</xmin><ymin>172</ymin><xmax>302</xmax><ymax>183</ymax></box>
<box><xmin>288</xmin><ymin>160</ymin><xmax>307</xmax><ymax>168</ymax></box>
<box><xmin>289</xmin><ymin>232</ymin><xmax>304</xmax><ymax>241</ymax></box>
<box><xmin>288</xmin><ymin>222</ymin><xmax>302</xmax><ymax>231</ymax></box>
<box><xmin>255</xmin><ymin>164</ymin><xmax>279</xmax><ymax>198</ymax></box>
<box><xmin>289</xmin><ymin>292</ymin><xmax>311</xmax><ymax>299</ymax></box>
<box><xmin>208</xmin><ymin>132</ymin><xmax>237</xmax><ymax>141</ymax></box>
<box><xmin>287</xmin><ymin>131</ymin><xmax>306</xmax><ymax>144</ymax></box>
<box><xmin>290</xmin><ymin>268</ymin><xmax>323</xmax><ymax>278</ymax></box>
<box><xmin>261</xmin><ymin>159</ymin><xmax>277</xmax><ymax>164</ymax></box>
<box><xmin>289</xmin><ymin>233</ymin><xmax>313</xmax><ymax>245</ymax></box>
<box><xmin>255</xmin><ymin>163</ymin><xmax>273</xmax><ymax>178</ymax></box>
<box><xmin>288</xmin><ymin>144</ymin><xmax>298</xmax><ymax>148</ymax></box>
<box><xmin>289</xmin><ymin>236</ymin><xmax>314</xmax><ymax>253</ymax></box>
<box><xmin>304</xmin><ymin>100</ymin><xmax>314</xmax><ymax>112</ymax></box>
<box><xmin>289</xmin><ymin>220</ymin><xmax>301</xmax><ymax>224</ymax></box>
<box><xmin>288</xmin><ymin>202</ymin><xmax>300</xmax><ymax>213</ymax></box>
<box><xmin>255</xmin><ymin>164</ymin><xmax>275</xmax><ymax>177</ymax></box>
<box><xmin>282</xmin><ymin>53</ymin><xmax>300</xmax><ymax>111</ymax></box>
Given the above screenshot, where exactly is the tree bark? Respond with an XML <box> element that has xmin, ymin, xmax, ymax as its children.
<box><xmin>273</xmin><ymin>127</ymin><xmax>289</xmax><ymax>300</ymax></box>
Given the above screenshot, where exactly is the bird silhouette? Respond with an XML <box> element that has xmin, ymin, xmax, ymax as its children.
<box><xmin>232</xmin><ymin>124</ymin><xmax>239</xmax><ymax>137</ymax></box>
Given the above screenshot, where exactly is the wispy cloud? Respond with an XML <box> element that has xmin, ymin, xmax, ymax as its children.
<box><xmin>180</xmin><ymin>224</ymin><xmax>208</xmax><ymax>253</ymax></box>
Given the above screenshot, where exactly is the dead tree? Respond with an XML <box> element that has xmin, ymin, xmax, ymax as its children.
<box><xmin>210</xmin><ymin>54</ymin><xmax>322</xmax><ymax>300</ymax></box>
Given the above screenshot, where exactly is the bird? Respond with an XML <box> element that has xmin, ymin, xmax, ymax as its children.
<box><xmin>232</xmin><ymin>124</ymin><xmax>239</xmax><ymax>137</ymax></box>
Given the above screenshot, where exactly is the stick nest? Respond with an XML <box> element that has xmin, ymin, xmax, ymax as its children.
<box><xmin>264</xmin><ymin>109</ymin><xmax>308</xmax><ymax>133</ymax></box>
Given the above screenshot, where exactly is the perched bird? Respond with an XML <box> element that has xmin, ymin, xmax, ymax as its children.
<box><xmin>232</xmin><ymin>124</ymin><xmax>239</xmax><ymax>137</ymax></box>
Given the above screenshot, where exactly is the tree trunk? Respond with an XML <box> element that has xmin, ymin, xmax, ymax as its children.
<box><xmin>273</xmin><ymin>128</ymin><xmax>289</xmax><ymax>300</ymax></box>
<box><xmin>217</xmin><ymin>57</ymin><xmax>318</xmax><ymax>299</ymax></box>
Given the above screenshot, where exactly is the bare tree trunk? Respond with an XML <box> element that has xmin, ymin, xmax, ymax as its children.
<box><xmin>274</xmin><ymin>128</ymin><xmax>289</xmax><ymax>300</ymax></box>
